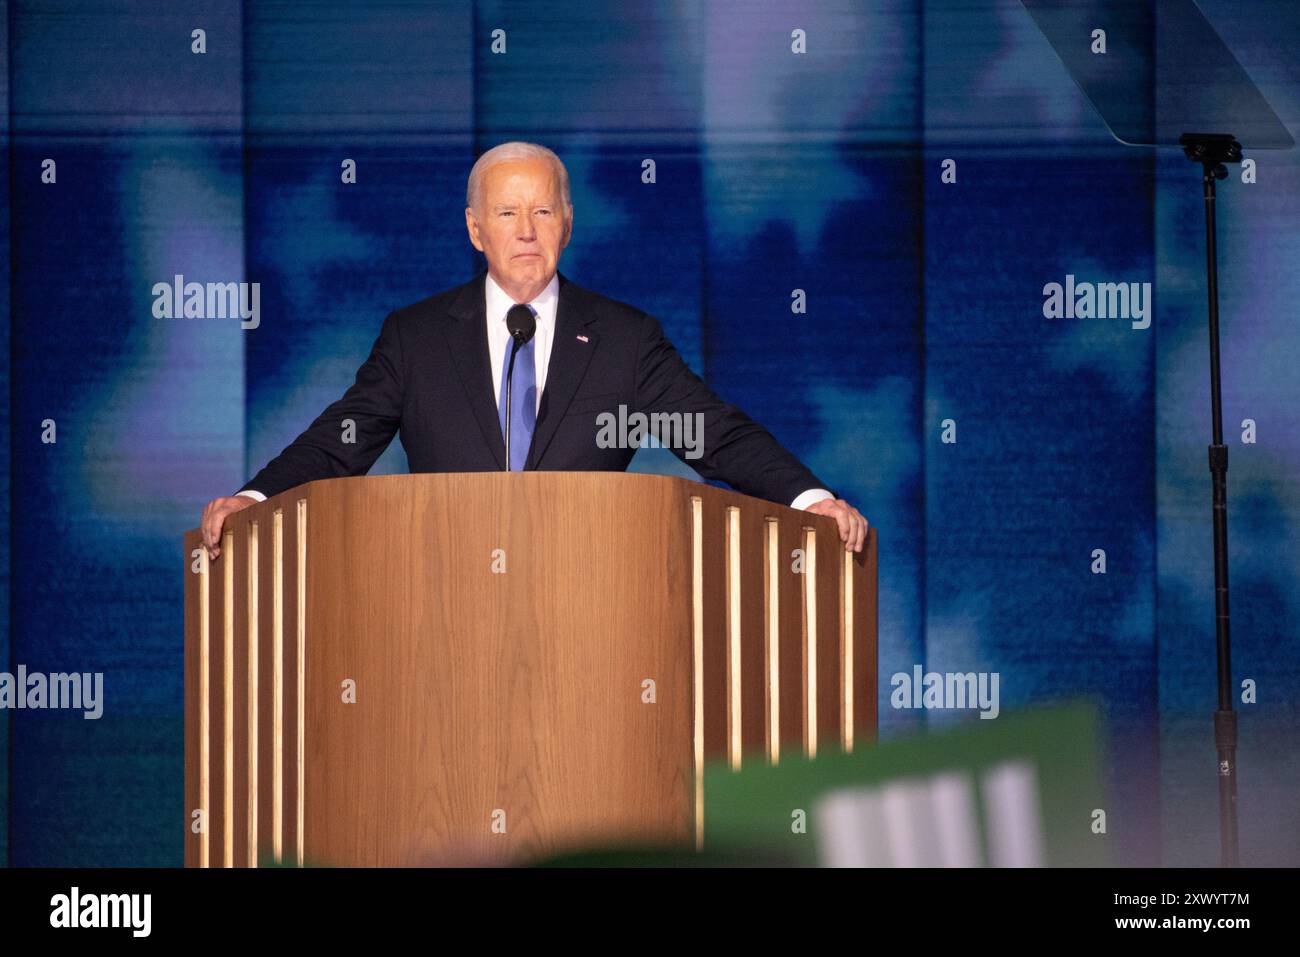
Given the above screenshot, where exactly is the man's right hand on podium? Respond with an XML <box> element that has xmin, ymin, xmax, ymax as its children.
<box><xmin>201</xmin><ymin>495</ymin><xmax>255</xmax><ymax>562</ymax></box>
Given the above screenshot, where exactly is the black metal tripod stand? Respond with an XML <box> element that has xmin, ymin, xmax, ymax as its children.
<box><xmin>1179</xmin><ymin>131</ymin><xmax>1241</xmax><ymax>868</ymax></box>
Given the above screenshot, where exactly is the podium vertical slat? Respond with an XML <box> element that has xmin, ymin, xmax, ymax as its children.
<box><xmin>736</xmin><ymin>506</ymin><xmax>768</xmax><ymax>763</ymax></box>
<box><xmin>800</xmin><ymin>526</ymin><xmax>818</xmax><ymax>757</ymax></box>
<box><xmin>724</xmin><ymin>506</ymin><xmax>742</xmax><ymax>769</ymax></box>
<box><xmin>697</xmin><ymin>496</ymin><xmax>727</xmax><ymax>762</ymax></box>
<box><xmin>243</xmin><ymin>523</ymin><xmax>260</xmax><ymax>866</ymax></box>
<box><xmin>256</xmin><ymin>511</ymin><xmax>277</xmax><ymax>865</ymax></box>
<box><xmin>777</xmin><ymin>518</ymin><xmax>806</xmax><ymax>758</ymax></box>
<box><xmin>841</xmin><ymin>548</ymin><xmax>856</xmax><ymax>751</ymax></box>
<box><xmin>295</xmin><ymin>498</ymin><xmax>307</xmax><ymax>867</ymax></box>
<box><xmin>206</xmin><ymin>534</ymin><xmax>229</xmax><ymax>867</ymax></box>
<box><xmin>691</xmin><ymin>496</ymin><xmax>705</xmax><ymax>847</ymax></box>
<box><xmin>280</xmin><ymin>500</ymin><xmax>304</xmax><ymax>867</ymax></box>
<box><xmin>815</xmin><ymin>523</ymin><xmax>844</xmax><ymax>753</ymax></box>
<box><xmin>183</xmin><ymin>536</ymin><xmax>206</xmax><ymax>868</ymax></box>
<box><xmin>761</xmin><ymin>519</ymin><xmax>779</xmax><ymax>763</ymax></box>
<box><xmin>230</xmin><ymin>526</ymin><xmax>251</xmax><ymax>868</ymax></box>
<box><xmin>855</xmin><ymin>531</ymin><xmax>879</xmax><ymax>746</ymax></box>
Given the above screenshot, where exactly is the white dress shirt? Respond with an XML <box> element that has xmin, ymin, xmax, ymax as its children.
<box><xmin>485</xmin><ymin>270</ymin><xmax>556</xmax><ymax>415</ymax></box>
<box><xmin>238</xmin><ymin>270</ymin><xmax>833</xmax><ymax>510</ymax></box>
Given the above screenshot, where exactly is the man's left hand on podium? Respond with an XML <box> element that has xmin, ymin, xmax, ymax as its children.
<box><xmin>803</xmin><ymin>497</ymin><xmax>869</xmax><ymax>553</ymax></box>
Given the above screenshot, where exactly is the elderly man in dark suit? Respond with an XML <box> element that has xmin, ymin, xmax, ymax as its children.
<box><xmin>202</xmin><ymin>142</ymin><xmax>867</xmax><ymax>560</ymax></box>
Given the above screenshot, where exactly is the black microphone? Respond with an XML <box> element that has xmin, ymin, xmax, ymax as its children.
<box><xmin>503</xmin><ymin>304</ymin><xmax>537</xmax><ymax>471</ymax></box>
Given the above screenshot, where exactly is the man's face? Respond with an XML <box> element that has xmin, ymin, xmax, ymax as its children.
<box><xmin>465</xmin><ymin>158</ymin><xmax>572</xmax><ymax>300</ymax></box>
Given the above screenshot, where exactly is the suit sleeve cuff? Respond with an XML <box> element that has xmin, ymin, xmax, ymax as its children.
<box><xmin>236</xmin><ymin>489</ymin><xmax>267</xmax><ymax>503</ymax></box>
<box><xmin>791</xmin><ymin>488</ymin><xmax>834</xmax><ymax>510</ymax></box>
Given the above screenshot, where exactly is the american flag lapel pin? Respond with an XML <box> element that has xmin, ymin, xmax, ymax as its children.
<box><xmin>576</xmin><ymin>334</ymin><xmax>589</xmax><ymax>343</ymax></box>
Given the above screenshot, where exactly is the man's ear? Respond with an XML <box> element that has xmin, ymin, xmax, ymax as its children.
<box><xmin>465</xmin><ymin>207</ymin><xmax>484</xmax><ymax>252</ymax></box>
<box><xmin>562</xmin><ymin>205</ymin><xmax>574</xmax><ymax>248</ymax></box>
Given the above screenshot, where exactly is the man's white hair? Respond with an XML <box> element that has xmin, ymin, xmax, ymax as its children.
<box><xmin>466</xmin><ymin>141</ymin><xmax>572</xmax><ymax>213</ymax></box>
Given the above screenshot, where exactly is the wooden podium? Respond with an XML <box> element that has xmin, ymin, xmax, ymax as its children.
<box><xmin>182</xmin><ymin>472</ymin><xmax>877</xmax><ymax>866</ymax></box>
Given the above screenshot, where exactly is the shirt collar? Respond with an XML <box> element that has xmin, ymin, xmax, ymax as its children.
<box><xmin>485</xmin><ymin>270</ymin><xmax>559</xmax><ymax>326</ymax></box>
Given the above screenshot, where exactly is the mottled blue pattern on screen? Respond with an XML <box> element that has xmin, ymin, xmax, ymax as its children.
<box><xmin>2</xmin><ymin>0</ymin><xmax>1297</xmax><ymax>866</ymax></box>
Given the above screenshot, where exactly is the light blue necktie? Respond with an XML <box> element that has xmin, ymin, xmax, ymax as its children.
<box><xmin>497</xmin><ymin>318</ymin><xmax>537</xmax><ymax>471</ymax></box>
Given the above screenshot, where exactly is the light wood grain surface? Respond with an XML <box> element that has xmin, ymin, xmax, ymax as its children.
<box><xmin>183</xmin><ymin>472</ymin><xmax>876</xmax><ymax>866</ymax></box>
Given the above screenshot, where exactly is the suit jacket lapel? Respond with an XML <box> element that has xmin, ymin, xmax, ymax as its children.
<box><xmin>443</xmin><ymin>269</ymin><xmax>599</xmax><ymax>471</ymax></box>
<box><xmin>444</xmin><ymin>270</ymin><xmax>506</xmax><ymax>469</ymax></box>
<box><xmin>527</xmin><ymin>271</ymin><xmax>599</xmax><ymax>469</ymax></box>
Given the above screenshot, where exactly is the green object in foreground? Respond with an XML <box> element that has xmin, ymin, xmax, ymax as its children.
<box><xmin>703</xmin><ymin>701</ymin><xmax>1107</xmax><ymax>867</ymax></box>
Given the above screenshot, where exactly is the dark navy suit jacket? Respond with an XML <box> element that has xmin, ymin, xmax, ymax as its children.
<box><xmin>240</xmin><ymin>269</ymin><xmax>830</xmax><ymax>505</ymax></box>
